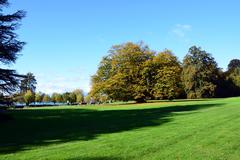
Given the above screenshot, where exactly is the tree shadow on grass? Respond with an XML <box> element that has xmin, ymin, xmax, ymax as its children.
<box><xmin>68</xmin><ymin>156</ymin><xmax>122</xmax><ymax>160</ymax></box>
<box><xmin>108</xmin><ymin>99</ymin><xmax>216</xmax><ymax>107</ymax></box>
<box><xmin>0</xmin><ymin>102</ymin><xmax>224</xmax><ymax>154</ymax></box>
<box><xmin>147</xmin><ymin>99</ymin><xmax>216</xmax><ymax>103</ymax></box>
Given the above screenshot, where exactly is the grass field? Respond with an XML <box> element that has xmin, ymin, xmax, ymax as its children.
<box><xmin>0</xmin><ymin>98</ymin><xmax>240</xmax><ymax>160</ymax></box>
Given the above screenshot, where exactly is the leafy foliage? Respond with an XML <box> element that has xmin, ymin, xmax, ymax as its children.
<box><xmin>69</xmin><ymin>92</ymin><xmax>76</xmax><ymax>104</ymax></box>
<box><xmin>55</xmin><ymin>94</ymin><xmax>63</xmax><ymax>103</ymax></box>
<box><xmin>149</xmin><ymin>50</ymin><xmax>184</xmax><ymax>100</ymax></box>
<box><xmin>51</xmin><ymin>93</ymin><xmax>58</xmax><ymax>104</ymax></box>
<box><xmin>91</xmin><ymin>42</ymin><xmax>154</xmax><ymax>103</ymax></box>
<box><xmin>35</xmin><ymin>92</ymin><xmax>43</xmax><ymax>103</ymax></box>
<box><xmin>42</xmin><ymin>94</ymin><xmax>51</xmax><ymax>103</ymax></box>
<box><xmin>91</xmin><ymin>42</ymin><xmax>184</xmax><ymax>102</ymax></box>
<box><xmin>20</xmin><ymin>72</ymin><xmax>37</xmax><ymax>93</ymax></box>
<box><xmin>73</xmin><ymin>89</ymin><xmax>84</xmax><ymax>103</ymax></box>
<box><xmin>228</xmin><ymin>59</ymin><xmax>240</xmax><ymax>71</ymax></box>
<box><xmin>0</xmin><ymin>0</ymin><xmax>25</xmax><ymax>93</ymax></box>
<box><xmin>230</xmin><ymin>68</ymin><xmax>240</xmax><ymax>87</ymax></box>
<box><xmin>182</xmin><ymin>46</ymin><xmax>219</xmax><ymax>99</ymax></box>
<box><xmin>24</xmin><ymin>90</ymin><xmax>34</xmax><ymax>106</ymax></box>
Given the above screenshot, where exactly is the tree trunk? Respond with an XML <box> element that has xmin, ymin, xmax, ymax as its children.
<box><xmin>135</xmin><ymin>98</ymin><xmax>146</xmax><ymax>103</ymax></box>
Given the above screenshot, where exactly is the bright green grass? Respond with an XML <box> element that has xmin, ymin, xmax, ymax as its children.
<box><xmin>0</xmin><ymin>98</ymin><xmax>240</xmax><ymax>160</ymax></box>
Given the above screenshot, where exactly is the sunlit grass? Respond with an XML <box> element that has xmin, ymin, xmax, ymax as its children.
<box><xmin>0</xmin><ymin>97</ymin><xmax>240</xmax><ymax>160</ymax></box>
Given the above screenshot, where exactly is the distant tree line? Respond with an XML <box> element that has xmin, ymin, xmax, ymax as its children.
<box><xmin>12</xmin><ymin>74</ymin><xmax>85</xmax><ymax>106</ymax></box>
<box><xmin>90</xmin><ymin>42</ymin><xmax>240</xmax><ymax>103</ymax></box>
<box><xmin>33</xmin><ymin>89</ymin><xmax>85</xmax><ymax>105</ymax></box>
<box><xmin>0</xmin><ymin>70</ymin><xmax>86</xmax><ymax>106</ymax></box>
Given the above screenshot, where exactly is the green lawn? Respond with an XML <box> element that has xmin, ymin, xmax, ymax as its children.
<box><xmin>0</xmin><ymin>98</ymin><xmax>240</xmax><ymax>160</ymax></box>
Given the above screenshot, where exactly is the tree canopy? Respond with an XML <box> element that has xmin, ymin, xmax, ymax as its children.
<box><xmin>149</xmin><ymin>50</ymin><xmax>183</xmax><ymax>100</ymax></box>
<box><xmin>24</xmin><ymin>90</ymin><xmax>34</xmax><ymax>106</ymax></box>
<box><xmin>0</xmin><ymin>0</ymin><xmax>26</xmax><ymax>94</ymax></box>
<box><xmin>90</xmin><ymin>43</ymin><xmax>240</xmax><ymax>102</ymax></box>
<box><xmin>182</xmin><ymin>46</ymin><xmax>219</xmax><ymax>99</ymax></box>
<box><xmin>20</xmin><ymin>72</ymin><xmax>37</xmax><ymax>93</ymax></box>
<box><xmin>228</xmin><ymin>59</ymin><xmax>240</xmax><ymax>71</ymax></box>
<box><xmin>90</xmin><ymin>42</ymin><xmax>155</xmax><ymax>103</ymax></box>
<box><xmin>91</xmin><ymin>42</ymin><xmax>185</xmax><ymax>102</ymax></box>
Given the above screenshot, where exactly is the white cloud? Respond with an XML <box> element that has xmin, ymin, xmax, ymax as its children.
<box><xmin>176</xmin><ymin>24</ymin><xmax>192</xmax><ymax>30</ymax></box>
<box><xmin>172</xmin><ymin>24</ymin><xmax>192</xmax><ymax>38</ymax></box>
<box><xmin>35</xmin><ymin>70</ymin><xmax>91</xmax><ymax>95</ymax></box>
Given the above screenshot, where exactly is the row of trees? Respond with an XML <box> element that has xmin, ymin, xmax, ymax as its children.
<box><xmin>90</xmin><ymin>42</ymin><xmax>240</xmax><ymax>103</ymax></box>
<box><xmin>18</xmin><ymin>89</ymin><xmax>85</xmax><ymax>106</ymax></box>
<box><xmin>9</xmin><ymin>72</ymin><xmax>86</xmax><ymax>106</ymax></box>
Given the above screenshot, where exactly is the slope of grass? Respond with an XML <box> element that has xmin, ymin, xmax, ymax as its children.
<box><xmin>0</xmin><ymin>98</ymin><xmax>240</xmax><ymax>160</ymax></box>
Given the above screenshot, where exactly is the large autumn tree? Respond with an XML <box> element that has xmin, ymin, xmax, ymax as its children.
<box><xmin>0</xmin><ymin>0</ymin><xmax>25</xmax><ymax>94</ymax></box>
<box><xmin>91</xmin><ymin>42</ymin><xmax>154</xmax><ymax>103</ymax></box>
<box><xmin>228</xmin><ymin>59</ymin><xmax>240</xmax><ymax>71</ymax></box>
<box><xmin>91</xmin><ymin>42</ymin><xmax>185</xmax><ymax>102</ymax></box>
<box><xmin>182</xmin><ymin>46</ymin><xmax>219</xmax><ymax>99</ymax></box>
<box><xmin>224</xmin><ymin>59</ymin><xmax>240</xmax><ymax>96</ymax></box>
<box><xmin>226</xmin><ymin>59</ymin><xmax>240</xmax><ymax>85</ymax></box>
<box><xmin>147</xmin><ymin>50</ymin><xmax>184</xmax><ymax>100</ymax></box>
<box><xmin>229</xmin><ymin>68</ymin><xmax>240</xmax><ymax>88</ymax></box>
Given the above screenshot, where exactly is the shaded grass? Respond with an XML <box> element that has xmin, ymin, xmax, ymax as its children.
<box><xmin>0</xmin><ymin>98</ymin><xmax>240</xmax><ymax>160</ymax></box>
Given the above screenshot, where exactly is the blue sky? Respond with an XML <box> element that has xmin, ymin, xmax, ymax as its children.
<box><xmin>7</xmin><ymin>0</ymin><xmax>240</xmax><ymax>94</ymax></box>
